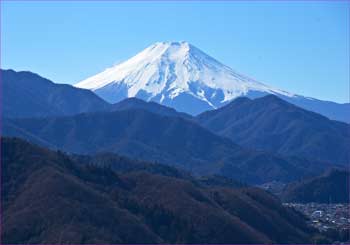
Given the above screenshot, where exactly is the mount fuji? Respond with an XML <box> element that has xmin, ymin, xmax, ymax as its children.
<box><xmin>75</xmin><ymin>41</ymin><xmax>349</xmax><ymax>121</ymax></box>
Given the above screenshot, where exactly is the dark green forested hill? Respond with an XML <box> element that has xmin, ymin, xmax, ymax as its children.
<box><xmin>1</xmin><ymin>137</ymin><xmax>319</xmax><ymax>244</ymax></box>
<box><xmin>281</xmin><ymin>169</ymin><xmax>350</xmax><ymax>203</ymax></box>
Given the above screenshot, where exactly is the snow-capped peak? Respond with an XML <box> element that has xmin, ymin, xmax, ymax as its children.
<box><xmin>75</xmin><ymin>41</ymin><xmax>294</xmax><ymax>114</ymax></box>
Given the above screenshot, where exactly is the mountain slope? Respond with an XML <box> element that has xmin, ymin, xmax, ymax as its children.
<box><xmin>75</xmin><ymin>41</ymin><xmax>294</xmax><ymax>115</ymax></box>
<box><xmin>2</xmin><ymin>68</ymin><xmax>193</xmax><ymax>120</ymax></box>
<box><xmin>1</xmin><ymin>138</ymin><xmax>161</xmax><ymax>244</ymax></box>
<box><xmin>196</xmin><ymin>95</ymin><xmax>350</xmax><ymax>165</ymax></box>
<box><xmin>75</xmin><ymin>41</ymin><xmax>349</xmax><ymax>122</ymax></box>
<box><xmin>1</xmin><ymin>137</ymin><xmax>317</xmax><ymax>243</ymax></box>
<box><xmin>281</xmin><ymin>169</ymin><xmax>350</xmax><ymax>203</ymax></box>
<box><xmin>3</xmin><ymin>109</ymin><xmax>332</xmax><ymax>184</ymax></box>
<box><xmin>111</xmin><ymin>97</ymin><xmax>192</xmax><ymax>119</ymax></box>
<box><xmin>1</xmin><ymin>69</ymin><xmax>111</xmax><ymax>118</ymax></box>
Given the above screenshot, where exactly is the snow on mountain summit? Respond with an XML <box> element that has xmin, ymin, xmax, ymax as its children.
<box><xmin>75</xmin><ymin>41</ymin><xmax>294</xmax><ymax>114</ymax></box>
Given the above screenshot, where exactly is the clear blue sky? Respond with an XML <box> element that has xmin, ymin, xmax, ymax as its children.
<box><xmin>1</xmin><ymin>1</ymin><xmax>349</xmax><ymax>103</ymax></box>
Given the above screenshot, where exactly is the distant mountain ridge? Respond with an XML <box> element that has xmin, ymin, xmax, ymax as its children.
<box><xmin>1</xmin><ymin>69</ymin><xmax>110</xmax><ymax>118</ymax></box>
<box><xmin>111</xmin><ymin>97</ymin><xmax>192</xmax><ymax>119</ymax></box>
<box><xmin>1</xmin><ymin>69</ymin><xmax>191</xmax><ymax>120</ymax></box>
<box><xmin>3</xmin><ymin>108</ymin><xmax>333</xmax><ymax>184</ymax></box>
<box><xmin>3</xmin><ymin>67</ymin><xmax>349</xmax><ymax>123</ymax></box>
<box><xmin>75</xmin><ymin>41</ymin><xmax>350</xmax><ymax>122</ymax></box>
<box><xmin>196</xmin><ymin>95</ymin><xmax>350</xmax><ymax>165</ymax></box>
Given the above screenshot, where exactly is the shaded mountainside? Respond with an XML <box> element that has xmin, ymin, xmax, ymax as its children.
<box><xmin>281</xmin><ymin>94</ymin><xmax>350</xmax><ymax>125</ymax></box>
<box><xmin>281</xmin><ymin>169</ymin><xmax>350</xmax><ymax>203</ymax></box>
<box><xmin>2</xmin><ymin>109</ymin><xmax>331</xmax><ymax>184</ymax></box>
<box><xmin>1</xmin><ymin>69</ymin><xmax>193</xmax><ymax>120</ymax></box>
<box><xmin>73</xmin><ymin>154</ymin><xmax>245</xmax><ymax>189</ymax></box>
<box><xmin>111</xmin><ymin>97</ymin><xmax>192</xmax><ymax>120</ymax></box>
<box><xmin>1</xmin><ymin>137</ymin><xmax>318</xmax><ymax>244</ymax></box>
<box><xmin>2</xmin><ymin>69</ymin><xmax>110</xmax><ymax>118</ymax></box>
<box><xmin>197</xmin><ymin>95</ymin><xmax>350</xmax><ymax>165</ymax></box>
<box><xmin>71</xmin><ymin>152</ymin><xmax>192</xmax><ymax>181</ymax></box>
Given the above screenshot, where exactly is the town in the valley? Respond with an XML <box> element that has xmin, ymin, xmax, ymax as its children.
<box><xmin>284</xmin><ymin>203</ymin><xmax>350</xmax><ymax>243</ymax></box>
